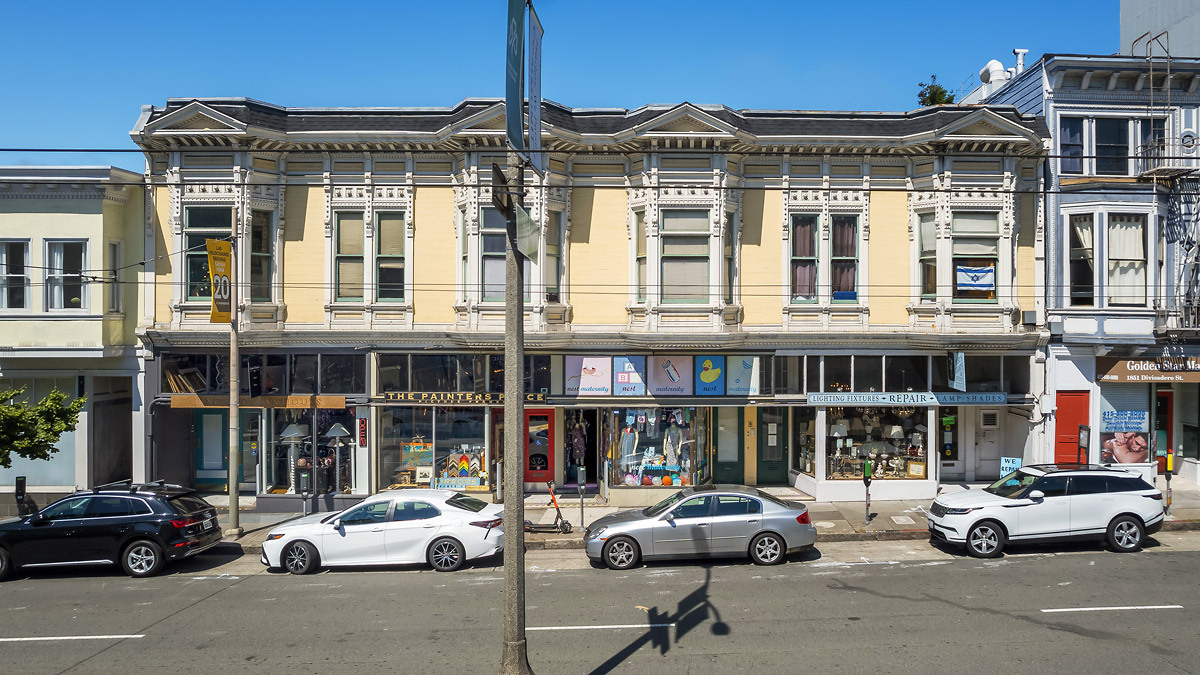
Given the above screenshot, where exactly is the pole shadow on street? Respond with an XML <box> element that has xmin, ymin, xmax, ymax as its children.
<box><xmin>584</xmin><ymin>565</ymin><xmax>730</xmax><ymax>675</ymax></box>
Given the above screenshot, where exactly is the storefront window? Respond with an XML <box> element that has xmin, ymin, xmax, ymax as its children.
<box><xmin>791</xmin><ymin>407</ymin><xmax>816</xmax><ymax>476</ymax></box>
<box><xmin>826</xmin><ymin>407</ymin><xmax>928</xmax><ymax>480</ymax></box>
<box><xmin>291</xmin><ymin>354</ymin><xmax>319</xmax><ymax>394</ymax></box>
<box><xmin>885</xmin><ymin>355</ymin><xmax>927</xmax><ymax>392</ymax></box>
<box><xmin>854</xmin><ymin>356</ymin><xmax>883</xmax><ymax>392</ymax></box>
<box><xmin>320</xmin><ymin>355</ymin><xmax>366</xmax><ymax>394</ymax></box>
<box><xmin>824</xmin><ymin>356</ymin><xmax>851</xmax><ymax>391</ymax></box>
<box><xmin>412</xmin><ymin>355</ymin><xmax>456</xmax><ymax>391</ymax></box>
<box><xmin>265</xmin><ymin>407</ymin><xmax>357</xmax><ymax>494</ymax></box>
<box><xmin>605</xmin><ymin>407</ymin><xmax>710</xmax><ymax>488</ymax></box>
<box><xmin>378</xmin><ymin>354</ymin><xmax>409</xmax><ymax>392</ymax></box>
<box><xmin>1004</xmin><ymin>355</ymin><xmax>1030</xmax><ymax>395</ymax></box>
<box><xmin>378</xmin><ymin>406</ymin><xmax>434</xmax><ymax>490</ymax></box>
<box><xmin>434</xmin><ymin>407</ymin><xmax>485</xmax><ymax>486</ymax></box>
<box><xmin>161</xmin><ymin>354</ymin><xmax>208</xmax><ymax>393</ymax></box>
<box><xmin>487</xmin><ymin>354</ymin><xmax>551</xmax><ymax>394</ymax></box>
<box><xmin>965</xmin><ymin>356</ymin><xmax>1002</xmax><ymax>393</ymax></box>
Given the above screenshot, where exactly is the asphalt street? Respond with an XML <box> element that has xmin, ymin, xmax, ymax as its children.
<box><xmin>2</xmin><ymin>532</ymin><xmax>1198</xmax><ymax>675</ymax></box>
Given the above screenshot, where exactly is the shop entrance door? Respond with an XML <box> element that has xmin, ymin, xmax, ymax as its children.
<box><xmin>1156</xmin><ymin>391</ymin><xmax>1173</xmax><ymax>473</ymax></box>
<box><xmin>1055</xmin><ymin>391</ymin><xmax>1090</xmax><ymax>464</ymax></box>
<box><xmin>524</xmin><ymin>409</ymin><xmax>555</xmax><ymax>484</ymax></box>
<box><xmin>756</xmin><ymin>408</ymin><xmax>788</xmax><ymax>485</ymax></box>
<box><xmin>194</xmin><ymin>410</ymin><xmax>259</xmax><ymax>492</ymax></box>
<box><xmin>974</xmin><ymin>409</ymin><xmax>1003</xmax><ymax>481</ymax></box>
<box><xmin>714</xmin><ymin>408</ymin><xmax>743</xmax><ymax>483</ymax></box>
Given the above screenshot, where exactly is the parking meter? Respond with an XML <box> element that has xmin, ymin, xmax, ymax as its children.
<box><xmin>576</xmin><ymin>467</ymin><xmax>586</xmax><ymax>529</ymax></box>
<box><xmin>14</xmin><ymin>476</ymin><xmax>26</xmax><ymax>515</ymax></box>
<box><xmin>862</xmin><ymin>459</ymin><xmax>872</xmax><ymax>527</ymax></box>
<box><xmin>298</xmin><ymin>468</ymin><xmax>312</xmax><ymax>516</ymax></box>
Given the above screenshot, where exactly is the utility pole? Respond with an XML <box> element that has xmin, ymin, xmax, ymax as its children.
<box><xmin>500</xmin><ymin>156</ymin><xmax>532</xmax><ymax>675</ymax></box>
<box><xmin>225</xmin><ymin>233</ymin><xmax>242</xmax><ymax>537</ymax></box>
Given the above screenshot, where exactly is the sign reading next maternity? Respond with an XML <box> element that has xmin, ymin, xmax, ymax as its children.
<box><xmin>694</xmin><ymin>356</ymin><xmax>725</xmax><ymax>395</ymax></box>
<box><xmin>565</xmin><ymin>356</ymin><xmax>612</xmax><ymax>396</ymax></box>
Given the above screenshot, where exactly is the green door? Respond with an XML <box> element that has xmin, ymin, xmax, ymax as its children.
<box><xmin>713</xmin><ymin>408</ymin><xmax>743</xmax><ymax>483</ymax></box>
<box><xmin>757</xmin><ymin>408</ymin><xmax>789</xmax><ymax>485</ymax></box>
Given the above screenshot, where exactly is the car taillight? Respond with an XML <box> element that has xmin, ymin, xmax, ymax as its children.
<box><xmin>470</xmin><ymin>518</ymin><xmax>503</xmax><ymax>529</ymax></box>
<box><xmin>796</xmin><ymin>511</ymin><xmax>811</xmax><ymax>525</ymax></box>
<box><xmin>1145</xmin><ymin>493</ymin><xmax>1164</xmax><ymax>500</ymax></box>
<box><xmin>170</xmin><ymin>517</ymin><xmax>201</xmax><ymax>529</ymax></box>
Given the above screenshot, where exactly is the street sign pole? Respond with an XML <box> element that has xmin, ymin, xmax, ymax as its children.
<box><xmin>227</xmin><ymin>235</ymin><xmax>241</xmax><ymax>537</ymax></box>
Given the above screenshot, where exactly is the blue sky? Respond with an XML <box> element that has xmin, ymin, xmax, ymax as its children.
<box><xmin>0</xmin><ymin>0</ymin><xmax>1117</xmax><ymax>172</ymax></box>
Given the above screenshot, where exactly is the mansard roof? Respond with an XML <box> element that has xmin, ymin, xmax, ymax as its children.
<box><xmin>133</xmin><ymin>97</ymin><xmax>1048</xmax><ymax>152</ymax></box>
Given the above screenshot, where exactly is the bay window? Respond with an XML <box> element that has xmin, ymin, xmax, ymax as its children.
<box><xmin>790</xmin><ymin>214</ymin><xmax>817</xmax><ymax>303</ymax></box>
<box><xmin>635</xmin><ymin>211</ymin><xmax>647</xmax><ymax>302</ymax></box>
<box><xmin>1108</xmin><ymin>213</ymin><xmax>1146</xmax><ymax>306</ymax></box>
<box><xmin>660</xmin><ymin>209</ymin><xmax>709</xmax><ymax>303</ymax></box>
<box><xmin>951</xmin><ymin>212</ymin><xmax>999</xmax><ymax>301</ymax></box>
<box><xmin>480</xmin><ymin>207</ymin><xmax>530</xmax><ymax>302</ymax></box>
<box><xmin>546</xmin><ymin>210</ymin><xmax>562</xmax><ymax>303</ymax></box>
<box><xmin>1068</xmin><ymin>214</ymin><xmax>1095</xmax><ymax>306</ymax></box>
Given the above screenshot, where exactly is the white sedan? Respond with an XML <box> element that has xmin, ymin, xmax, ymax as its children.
<box><xmin>261</xmin><ymin>490</ymin><xmax>504</xmax><ymax>573</ymax></box>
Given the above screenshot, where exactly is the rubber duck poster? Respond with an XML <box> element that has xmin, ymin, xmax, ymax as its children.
<box><xmin>726</xmin><ymin>357</ymin><xmax>761</xmax><ymax>396</ymax></box>
<box><xmin>694</xmin><ymin>356</ymin><xmax>725</xmax><ymax>395</ymax></box>
<box><xmin>565</xmin><ymin>356</ymin><xmax>612</xmax><ymax>396</ymax></box>
<box><xmin>649</xmin><ymin>356</ymin><xmax>693</xmax><ymax>396</ymax></box>
<box><xmin>613</xmin><ymin>356</ymin><xmax>647</xmax><ymax>396</ymax></box>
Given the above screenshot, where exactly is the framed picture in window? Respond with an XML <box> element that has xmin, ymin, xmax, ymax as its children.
<box><xmin>906</xmin><ymin>461</ymin><xmax>927</xmax><ymax>479</ymax></box>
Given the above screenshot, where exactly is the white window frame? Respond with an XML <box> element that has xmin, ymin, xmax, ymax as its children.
<box><xmin>950</xmin><ymin>211</ymin><xmax>1000</xmax><ymax>303</ymax></box>
<box><xmin>182</xmin><ymin>206</ymin><xmax>234</xmax><ymax>303</ymax></box>
<box><xmin>0</xmin><ymin>239</ymin><xmax>30</xmax><ymax>311</ymax></box>
<box><xmin>659</xmin><ymin>208</ymin><xmax>711</xmax><ymax>304</ymax></box>
<box><xmin>374</xmin><ymin>211</ymin><xmax>407</xmax><ymax>303</ymax></box>
<box><xmin>107</xmin><ymin>240</ymin><xmax>122</xmax><ymax>314</ymax></box>
<box><xmin>45</xmin><ymin>239</ymin><xmax>88</xmax><ymax>311</ymax></box>
<box><xmin>333</xmin><ymin>210</ymin><xmax>365</xmax><ymax>303</ymax></box>
<box><xmin>1105</xmin><ymin>211</ymin><xmax>1150</xmax><ymax>307</ymax></box>
<box><xmin>248</xmin><ymin>209</ymin><xmax>274</xmax><ymax>304</ymax></box>
<box><xmin>1061</xmin><ymin>206</ymin><xmax>1155</xmax><ymax>310</ymax></box>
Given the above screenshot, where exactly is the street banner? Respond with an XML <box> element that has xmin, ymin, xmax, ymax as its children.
<box><xmin>505</xmin><ymin>0</ymin><xmax>526</xmax><ymax>153</ymax></box>
<box><xmin>206</xmin><ymin>239</ymin><xmax>231</xmax><ymax>323</ymax></box>
<box><xmin>516</xmin><ymin>203</ymin><xmax>539</xmax><ymax>261</ymax></box>
<box><xmin>948</xmin><ymin>351</ymin><xmax>965</xmax><ymax>392</ymax></box>
<box><xmin>528</xmin><ymin>4</ymin><xmax>544</xmax><ymax>174</ymax></box>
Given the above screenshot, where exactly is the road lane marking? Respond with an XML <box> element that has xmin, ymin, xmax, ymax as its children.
<box><xmin>0</xmin><ymin>635</ymin><xmax>145</xmax><ymax>643</ymax></box>
<box><xmin>528</xmin><ymin>624</ymin><xmax>676</xmax><ymax>631</ymax></box>
<box><xmin>1040</xmin><ymin>605</ymin><xmax>1183</xmax><ymax>614</ymax></box>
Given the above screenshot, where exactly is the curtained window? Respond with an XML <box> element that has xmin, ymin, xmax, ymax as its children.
<box><xmin>47</xmin><ymin>241</ymin><xmax>86</xmax><ymax>310</ymax></box>
<box><xmin>790</xmin><ymin>214</ymin><xmax>817</xmax><ymax>302</ymax></box>
<box><xmin>1069</xmin><ymin>214</ymin><xmax>1094</xmax><ymax>306</ymax></box>
<box><xmin>830</xmin><ymin>215</ymin><xmax>858</xmax><ymax>301</ymax></box>
<box><xmin>660</xmin><ymin>209</ymin><xmax>710</xmax><ymax>303</ymax></box>
<box><xmin>376</xmin><ymin>212</ymin><xmax>406</xmax><ymax>302</ymax></box>
<box><xmin>919</xmin><ymin>213</ymin><xmax>937</xmax><ymax>298</ymax></box>
<box><xmin>335</xmin><ymin>212</ymin><xmax>364</xmax><ymax>301</ymax></box>
<box><xmin>952</xmin><ymin>212</ymin><xmax>999</xmax><ymax>301</ymax></box>
<box><xmin>1108</xmin><ymin>214</ymin><xmax>1146</xmax><ymax>306</ymax></box>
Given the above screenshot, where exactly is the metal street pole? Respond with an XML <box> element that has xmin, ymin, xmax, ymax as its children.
<box><xmin>500</xmin><ymin>157</ymin><xmax>532</xmax><ymax>675</ymax></box>
<box><xmin>225</xmin><ymin>234</ymin><xmax>242</xmax><ymax>537</ymax></box>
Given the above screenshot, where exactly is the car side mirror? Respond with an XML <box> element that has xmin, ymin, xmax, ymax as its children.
<box><xmin>662</xmin><ymin>511</ymin><xmax>675</xmax><ymax>522</ymax></box>
<box><xmin>29</xmin><ymin>513</ymin><xmax>48</xmax><ymax>526</ymax></box>
<box><xmin>1028</xmin><ymin>490</ymin><xmax>1045</xmax><ymax>501</ymax></box>
<box><xmin>332</xmin><ymin>519</ymin><xmax>342</xmax><ymax>529</ymax></box>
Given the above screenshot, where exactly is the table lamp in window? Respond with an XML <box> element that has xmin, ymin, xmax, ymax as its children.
<box><xmin>280</xmin><ymin>424</ymin><xmax>307</xmax><ymax>494</ymax></box>
<box><xmin>325</xmin><ymin>422</ymin><xmax>352</xmax><ymax>493</ymax></box>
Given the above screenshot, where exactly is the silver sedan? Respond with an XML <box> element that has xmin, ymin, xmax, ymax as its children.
<box><xmin>584</xmin><ymin>485</ymin><xmax>817</xmax><ymax>570</ymax></box>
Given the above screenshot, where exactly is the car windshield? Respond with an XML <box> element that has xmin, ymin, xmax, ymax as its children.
<box><xmin>642</xmin><ymin>490</ymin><xmax>687</xmax><ymax>517</ymax></box>
<box><xmin>985</xmin><ymin>469</ymin><xmax>1040</xmax><ymax>498</ymax></box>
<box><xmin>168</xmin><ymin>495</ymin><xmax>212</xmax><ymax>515</ymax></box>
<box><xmin>445</xmin><ymin>493</ymin><xmax>488</xmax><ymax>513</ymax></box>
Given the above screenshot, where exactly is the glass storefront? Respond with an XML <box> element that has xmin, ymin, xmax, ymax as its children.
<box><xmin>826</xmin><ymin>406</ymin><xmax>929</xmax><ymax>480</ymax></box>
<box><xmin>263</xmin><ymin>407</ymin><xmax>357</xmax><ymax>494</ymax></box>
<box><xmin>791</xmin><ymin>407</ymin><xmax>817</xmax><ymax>476</ymax></box>
<box><xmin>377</xmin><ymin>406</ymin><xmax>487</xmax><ymax>491</ymax></box>
<box><xmin>603</xmin><ymin>407</ymin><xmax>712</xmax><ymax>488</ymax></box>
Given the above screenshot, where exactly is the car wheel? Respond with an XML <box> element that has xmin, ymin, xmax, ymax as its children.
<box><xmin>283</xmin><ymin>541</ymin><xmax>320</xmax><ymax>575</ymax></box>
<box><xmin>965</xmin><ymin>521</ymin><xmax>1005</xmax><ymax>559</ymax></box>
<box><xmin>427</xmin><ymin>537</ymin><xmax>465</xmax><ymax>572</ymax></box>
<box><xmin>122</xmin><ymin>540</ymin><xmax>165</xmax><ymax>578</ymax></box>
<box><xmin>0</xmin><ymin>547</ymin><xmax>10</xmax><ymax>581</ymax></box>
<box><xmin>750</xmin><ymin>532</ymin><xmax>785</xmax><ymax>565</ymax></box>
<box><xmin>602</xmin><ymin>537</ymin><xmax>640</xmax><ymax>570</ymax></box>
<box><xmin>1107</xmin><ymin>515</ymin><xmax>1145</xmax><ymax>553</ymax></box>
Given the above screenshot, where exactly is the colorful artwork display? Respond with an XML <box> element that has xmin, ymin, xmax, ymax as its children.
<box><xmin>694</xmin><ymin>356</ymin><xmax>725</xmax><ymax>396</ymax></box>
<box><xmin>613</xmin><ymin>356</ymin><xmax>647</xmax><ymax>396</ymax></box>
<box><xmin>565</xmin><ymin>356</ymin><xmax>613</xmax><ymax>396</ymax></box>
<box><xmin>648</xmin><ymin>356</ymin><xmax>693</xmax><ymax>396</ymax></box>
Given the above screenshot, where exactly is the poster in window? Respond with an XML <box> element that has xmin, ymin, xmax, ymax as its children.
<box><xmin>694</xmin><ymin>356</ymin><xmax>725</xmax><ymax>396</ymax></box>
<box><xmin>648</xmin><ymin>356</ymin><xmax>693</xmax><ymax>396</ymax></box>
<box><xmin>613</xmin><ymin>356</ymin><xmax>647</xmax><ymax>396</ymax></box>
<box><xmin>1099</xmin><ymin>410</ymin><xmax>1150</xmax><ymax>463</ymax></box>
<box><xmin>726</xmin><ymin>357</ymin><xmax>761</xmax><ymax>396</ymax></box>
<box><xmin>565</xmin><ymin>356</ymin><xmax>612</xmax><ymax>396</ymax></box>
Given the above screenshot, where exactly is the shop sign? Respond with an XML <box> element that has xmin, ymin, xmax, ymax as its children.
<box><xmin>807</xmin><ymin>392</ymin><xmax>1006</xmax><ymax>406</ymax></box>
<box><xmin>726</xmin><ymin>357</ymin><xmax>761</xmax><ymax>396</ymax></box>
<box><xmin>694</xmin><ymin>356</ymin><xmax>725</xmax><ymax>396</ymax></box>
<box><xmin>613</xmin><ymin>356</ymin><xmax>647</xmax><ymax>396</ymax></box>
<box><xmin>357</xmin><ymin>417</ymin><xmax>368</xmax><ymax>447</ymax></box>
<box><xmin>565</xmin><ymin>356</ymin><xmax>612</xmax><ymax>396</ymax></box>
<box><xmin>1098</xmin><ymin>357</ymin><xmax>1200</xmax><ymax>383</ymax></box>
<box><xmin>170</xmin><ymin>394</ymin><xmax>346</xmax><ymax>409</ymax></box>
<box><xmin>1000</xmin><ymin>456</ymin><xmax>1022</xmax><ymax>473</ymax></box>
<box><xmin>648</xmin><ymin>356</ymin><xmax>693</xmax><ymax>396</ymax></box>
<box><xmin>382</xmin><ymin>392</ymin><xmax>547</xmax><ymax>404</ymax></box>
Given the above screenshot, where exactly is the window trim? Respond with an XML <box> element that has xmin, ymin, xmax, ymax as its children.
<box><xmin>182</xmin><ymin>206</ymin><xmax>234</xmax><ymax>302</ymax></box>
<box><xmin>249</xmin><ymin>209</ymin><xmax>274</xmax><ymax>304</ymax></box>
<box><xmin>790</xmin><ymin>214</ymin><xmax>818</xmax><ymax>304</ymax></box>
<box><xmin>334</xmin><ymin>211</ymin><xmax>365</xmax><ymax>303</ymax></box>
<box><xmin>375</xmin><ymin>210</ymin><xmax>407</xmax><ymax>303</ymax></box>
<box><xmin>829</xmin><ymin>214</ymin><xmax>859</xmax><ymax>303</ymax></box>
<box><xmin>0</xmin><ymin>239</ymin><xmax>30</xmax><ymax>311</ymax></box>
<box><xmin>45</xmin><ymin>239</ymin><xmax>88</xmax><ymax>311</ymax></box>
<box><xmin>950</xmin><ymin>211</ymin><xmax>1000</xmax><ymax>304</ymax></box>
<box><xmin>659</xmin><ymin>208</ymin><xmax>711</xmax><ymax>304</ymax></box>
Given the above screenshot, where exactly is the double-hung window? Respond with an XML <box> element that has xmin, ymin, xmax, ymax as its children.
<box><xmin>545</xmin><ymin>210</ymin><xmax>562</xmax><ymax>303</ymax></box>
<box><xmin>1060</xmin><ymin>117</ymin><xmax>1084</xmax><ymax>174</ymax></box>
<box><xmin>107</xmin><ymin>241</ymin><xmax>122</xmax><ymax>313</ymax></box>
<box><xmin>635</xmin><ymin>212</ymin><xmax>647</xmax><ymax>302</ymax></box>
<box><xmin>480</xmin><ymin>207</ymin><xmax>530</xmax><ymax>302</ymax></box>
<box><xmin>1108</xmin><ymin>213</ymin><xmax>1146</xmax><ymax>306</ymax></box>
<box><xmin>1096</xmin><ymin>118</ymin><xmax>1129</xmax><ymax>176</ymax></box>
<box><xmin>660</xmin><ymin>209</ymin><xmax>710</xmax><ymax>303</ymax></box>
<box><xmin>790</xmin><ymin>214</ymin><xmax>817</xmax><ymax>303</ymax></box>
<box><xmin>1</xmin><ymin>241</ymin><xmax>29</xmax><ymax>309</ymax></box>
<box><xmin>723</xmin><ymin>231</ymin><xmax>734</xmax><ymax>304</ymax></box>
<box><xmin>1068</xmin><ymin>214</ymin><xmax>1095</xmax><ymax>306</ymax></box>
<box><xmin>250</xmin><ymin>210</ymin><xmax>272</xmax><ymax>302</ymax></box>
<box><xmin>184</xmin><ymin>207</ymin><xmax>232</xmax><ymax>301</ymax></box>
<box><xmin>334</xmin><ymin>212</ymin><xmax>364</xmax><ymax>302</ymax></box>
<box><xmin>47</xmin><ymin>241</ymin><xmax>86</xmax><ymax>310</ymax></box>
<box><xmin>951</xmin><ymin>212</ymin><xmax>999</xmax><ymax>301</ymax></box>
<box><xmin>830</xmin><ymin>215</ymin><xmax>858</xmax><ymax>302</ymax></box>
<box><xmin>919</xmin><ymin>213</ymin><xmax>937</xmax><ymax>299</ymax></box>
<box><xmin>376</xmin><ymin>212</ymin><xmax>405</xmax><ymax>302</ymax></box>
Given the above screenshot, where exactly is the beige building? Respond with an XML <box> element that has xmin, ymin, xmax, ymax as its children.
<box><xmin>130</xmin><ymin>98</ymin><xmax>1048</xmax><ymax>506</ymax></box>
<box><xmin>0</xmin><ymin>166</ymin><xmax>145</xmax><ymax>514</ymax></box>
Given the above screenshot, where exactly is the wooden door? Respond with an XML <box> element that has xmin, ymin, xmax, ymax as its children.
<box><xmin>1054</xmin><ymin>391</ymin><xmax>1090</xmax><ymax>464</ymax></box>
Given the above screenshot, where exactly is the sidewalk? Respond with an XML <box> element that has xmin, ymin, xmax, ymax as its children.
<box><xmin>212</xmin><ymin>476</ymin><xmax>1200</xmax><ymax>555</ymax></box>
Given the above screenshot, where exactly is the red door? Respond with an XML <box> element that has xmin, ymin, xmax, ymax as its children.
<box><xmin>524</xmin><ymin>409</ymin><xmax>555</xmax><ymax>484</ymax></box>
<box><xmin>1055</xmin><ymin>391</ymin><xmax>1090</xmax><ymax>464</ymax></box>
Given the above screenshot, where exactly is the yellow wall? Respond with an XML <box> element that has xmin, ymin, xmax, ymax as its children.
<box><xmin>568</xmin><ymin>187</ymin><xmax>629</xmax><ymax>325</ymax></box>
<box><xmin>867</xmin><ymin>191</ymin><xmax>911</xmax><ymax>324</ymax></box>
<box><xmin>412</xmin><ymin>187</ymin><xmax>457</xmax><ymax>324</ymax></box>
<box><xmin>153</xmin><ymin>186</ymin><xmax>173</xmax><ymax>324</ymax></box>
<box><xmin>743</xmin><ymin>405</ymin><xmax>758</xmax><ymax>485</ymax></box>
<box><xmin>1016</xmin><ymin>193</ymin><xmax>1036</xmax><ymax>312</ymax></box>
<box><xmin>740</xmin><ymin>190</ymin><xmax>782</xmax><ymax>325</ymax></box>
<box><xmin>282</xmin><ymin>185</ymin><xmax>328</xmax><ymax>323</ymax></box>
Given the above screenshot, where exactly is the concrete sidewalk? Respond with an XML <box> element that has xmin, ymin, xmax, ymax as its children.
<box><xmin>213</xmin><ymin>475</ymin><xmax>1200</xmax><ymax>555</ymax></box>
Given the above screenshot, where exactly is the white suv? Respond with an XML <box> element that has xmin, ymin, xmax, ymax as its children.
<box><xmin>927</xmin><ymin>464</ymin><xmax>1165</xmax><ymax>558</ymax></box>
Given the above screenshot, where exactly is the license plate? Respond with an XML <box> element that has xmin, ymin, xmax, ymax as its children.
<box><xmin>202</xmin><ymin>519</ymin><xmax>214</xmax><ymax>530</ymax></box>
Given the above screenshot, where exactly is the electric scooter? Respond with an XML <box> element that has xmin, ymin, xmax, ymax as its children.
<box><xmin>523</xmin><ymin>480</ymin><xmax>573</xmax><ymax>534</ymax></box>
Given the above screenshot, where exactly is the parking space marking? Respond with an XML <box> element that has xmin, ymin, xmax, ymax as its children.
<box><xmin>527</xmin><ymin>623</ymin><xmax>677</xmax><ymax>631</ymax></box>
<box><xmin>0</xmin><ymin>634</ymin><xmax>145</xmax><ymax>643</ymax></box>
<box><xmin>1040</xmin><ymin>605</ymin><xmax>1183</xmax><ymax>614</ymax></box>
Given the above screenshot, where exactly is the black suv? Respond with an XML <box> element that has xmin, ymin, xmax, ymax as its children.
<box><xmin>0</xmin><ymin>481</ymin><xmax>221</xmax><ymax>580</ymax></box>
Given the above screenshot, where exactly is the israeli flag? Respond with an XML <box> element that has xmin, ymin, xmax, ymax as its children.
<box><xmin>956</xmin><ymin>265</ymin><xmax>995</xmax><ymax>290</ymax></box>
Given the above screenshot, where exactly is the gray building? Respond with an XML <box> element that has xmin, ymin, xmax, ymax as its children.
<box><xmin>1121</xmin><ymin>0</ymin><xmax>1200</xmax><ymax>57</ymax></box>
